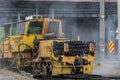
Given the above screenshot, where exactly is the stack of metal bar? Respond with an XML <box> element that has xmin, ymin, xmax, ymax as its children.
<box><xmin>53</xmin><ymin>41</ymin><xmax>95</xmax><ymax>56</ymax></box>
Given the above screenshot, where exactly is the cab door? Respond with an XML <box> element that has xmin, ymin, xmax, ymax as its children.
<box><xmin>23</xmin><ymin>18</ymin><xmax>45</xmax><ymax>49</ymax></box>
<box><xmin>10</xmin><ymin>22</ymin><xmax>25</xmax><ymax>52</ymax></box>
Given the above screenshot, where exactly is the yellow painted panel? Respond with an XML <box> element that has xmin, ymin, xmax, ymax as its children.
<box><xmin>83</xmin><ymin>65</ymin><xmax>93</xmax><ymax>74</ymax></box>
<box><xmin>39</xmin><ymin>40</ymin><xmax>53</xmax><ymax>58</ymax></box>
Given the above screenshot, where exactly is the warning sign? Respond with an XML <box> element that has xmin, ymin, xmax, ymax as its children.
<box><xmin>108</xmin><ymin>41</ymin><xmax>115</xmax><ymax>54</ymax></box>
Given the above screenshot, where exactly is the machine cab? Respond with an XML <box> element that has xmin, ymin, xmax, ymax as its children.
<box><xmin>44</xmin><ymin>18</ymin><xmax>63</xmax><ymax>38</ymax></box>
<box><xmin>9</xmin><ymin>16</ymin><xmax>63</xmax><ymax>52</ymax></box>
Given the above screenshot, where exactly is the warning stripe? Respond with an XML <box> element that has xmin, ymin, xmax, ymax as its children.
<box><xmin>108</xmin><ymin>41</ymin><xmax>114</xmax><ymax>54</ymax></box>
<box><xmin>108</xmin><ymin>41</ymin><xmax>113</xmax><ymax>46</ymax></box>
<box><xmin>109</xmin><ymin>47</ymin><xmax>114</xmax><ymax>53</ymax></box>
<box><xmin>109</xmin><ymin>43</ymin><xmax>114</xmax><ymax>50</ymax></box>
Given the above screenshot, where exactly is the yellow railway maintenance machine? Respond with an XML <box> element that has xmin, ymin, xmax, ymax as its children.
<box><xmin>0</xmin><ymin>15</ymin><xmax>96</xmax><ymax>76</ymax></box>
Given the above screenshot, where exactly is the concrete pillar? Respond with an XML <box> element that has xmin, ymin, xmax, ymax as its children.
<box><xmin>99</xmin><ymin>0</ymin><xmax>105</xmax><ymax>59</ymax></box>
<box><xmin>106</xmin><ymin>14</ymin><xmax>117</xmax><ymax>58</ymax></box>
<box><xmin>117</xmin><ymin>0</ymin><xmax>120</xmax><ymax>59</ymax></box>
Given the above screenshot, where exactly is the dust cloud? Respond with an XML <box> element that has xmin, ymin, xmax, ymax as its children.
<box><xmin>93</xmin><ymin>58</ymin><xmax>120</xmax><ymax>77</ymax></box>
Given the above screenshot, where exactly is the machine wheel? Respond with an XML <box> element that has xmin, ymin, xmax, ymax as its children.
<box><xmin>16</xmin><ymin>58</ymin><xmax>22</xmax><ymax>70</ymax></box>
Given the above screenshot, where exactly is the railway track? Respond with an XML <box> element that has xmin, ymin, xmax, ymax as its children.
<box><xmin>53</xmin><ymin>74</ymin><xmax>104</xmax><ymax>80</ymax></box>
<box><xmin>17</xmin><ymin>70</ymin><xmax>120</xmax><ymax>80</ymax></box>
<box><xmin>38</xmin><ymin>75</ymin><xmax>120</xmax><ymax>80</ymax></box>
<box><xmin>2</xmin><ymin>66</ymin><xmax>120</xmax><ymax>80</ymax></box>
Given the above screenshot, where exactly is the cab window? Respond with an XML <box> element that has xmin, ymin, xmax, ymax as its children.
<box><xmin>47</xmin><ymin>21</ymin><xmax>59</xmax><ymax>33</ymax></box>
<box><xmin>18</xmin><ymin>22</ymin><xmax>25</xmax><ymax>35</ymax></box>
<box><xmin>28</xmin><ymin>21</ymin><xmax>43</xmax><ymax>34</ymax></box>
<box><xmin>4</xmin><ymin>24</ymin><xmax>10</xmax><ymax>38</ymax></box>
<box><xmin>11</xmin><ymin>23</ymin><xmax>17</xmax><ymax>36</ymax></box>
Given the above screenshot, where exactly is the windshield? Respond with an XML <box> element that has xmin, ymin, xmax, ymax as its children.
<box><xmin>47</xmin><ymin>21</ymin><xmax>60</xmax><ymax>34</ymax></box>
<box><xmin>28</xmin><ymin>21</ymin><xmax>43</xmax><ymax>34</ymax></box>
